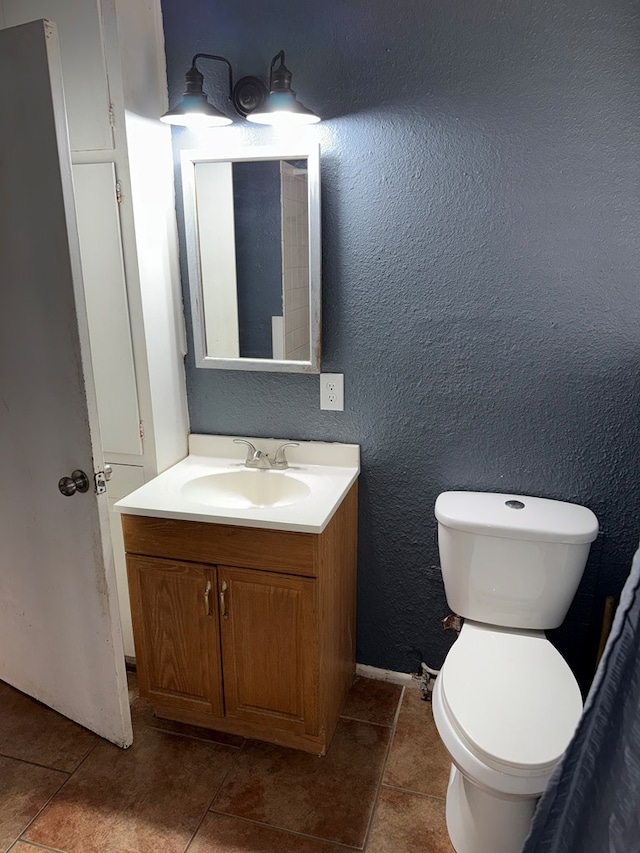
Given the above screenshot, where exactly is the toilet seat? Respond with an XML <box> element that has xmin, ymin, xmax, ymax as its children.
<box><xmin>440</xmin><ymin>622</ymin><xmax>583</xmax><ymax>776</ymax></box>
<box><xmin>433</xmin><ymin>676</ymin><xmax>551</xmax><ymax>799</ymax></box>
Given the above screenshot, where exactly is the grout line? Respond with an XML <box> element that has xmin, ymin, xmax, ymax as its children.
<box><xmin>9</xmin><ymin>841</ymin><xmax>65</xmax><ymax>853</ymax></box>
<box><xmin>0</xmin><ymin>752</ymin><xmax>73</xmax><ymax>776</ymax></box>
<box><xmin>205</xmin><ymin>811</ymin><xmax>364</xmax><ymax>851</ymax></box>
<box><xmin>183</xmin><ymin>742</ymin><xmax>243</xmax><ymax>852</ymax></box>
<box><xmin>15</xmin><ymin>738</ymin><xmax>101</xmax><ymax>851</ymax></box>
<box><xmin>360</xmin><ymin>684</ymin><xmax>407</xmax><ymax>851</ymax></box>
<box><xmin>130</xmin><ymin>692</ymin><xmax>244</xmax><ymax>749</ymax></box>
<box><xmin>135</xmin><ymin>721</ymin><xmax>244</xmax><ymax>750</ymax></box>
<box><xmin>380</xmin><ymin>782</ymin><xmax>447</xmax><ymax>802</ymax></box>
<box><xmin>338</xmin><ymin>714</ymin><xmax>394</xmax><ymax>728</ymax></box>
<box><xmin>11</xmin><ymin>774</ymin><xmax>71</xmax><ymax>853</ymax></box>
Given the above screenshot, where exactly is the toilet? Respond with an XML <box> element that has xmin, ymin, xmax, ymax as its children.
<box><xmin>432</xmin><ymin>491</ymin><xmax>598</xmax><ymax>853</ymax></box>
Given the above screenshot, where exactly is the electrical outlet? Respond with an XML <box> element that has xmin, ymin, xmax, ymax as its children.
<box><xmin>320</xmin><ymin>373</ymin><xmax>344</xmax><ymax>411</ymax></box>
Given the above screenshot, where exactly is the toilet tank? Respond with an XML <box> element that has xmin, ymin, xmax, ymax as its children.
<box><xmin>435</xmin><ymin>491</ymin><xmax>599</xmax><ymax>630</ymax></box>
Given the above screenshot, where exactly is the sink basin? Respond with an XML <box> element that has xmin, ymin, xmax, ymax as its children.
<box><xmin>181</xmin><ymin>469</ymin><xmax>312</xmax><ymax>509</ymax></box>
<box><xmin>115</xmin><ymin>434</ymin><xmax>360</xmax><ymax>532</ymax></box>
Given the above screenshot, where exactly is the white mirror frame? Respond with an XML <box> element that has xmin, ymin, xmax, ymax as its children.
<box><xmin>181</xmin><ymin>142</ymin><xmax>321</xmax><ymax>373</ymax></box>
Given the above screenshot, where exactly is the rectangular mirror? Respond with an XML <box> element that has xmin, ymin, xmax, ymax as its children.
<box><xmin>181</xmin><ymin>143</ymin><xmax>321</xmax><ymax>372</ymax></box>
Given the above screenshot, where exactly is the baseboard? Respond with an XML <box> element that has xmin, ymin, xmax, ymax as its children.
<box><xmin>128</xmin><ymin>656</ymin><xmax>417</xmax><ymax>689</ymax></box>
<box><xmin>355</xmin><ymin>663</ymin><xmax>419</xmax><ymax>687</ymax></box>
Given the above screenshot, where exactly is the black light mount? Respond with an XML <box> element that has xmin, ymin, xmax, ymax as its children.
<box><xmin>190</xmin><ymin>54</ymin><xmax>268</xmax><ymax>117</ymax></box>
<box><xmin>189</xmin><ymin>53</ymin><xmax>233</xmax><ymax>99</ymax></box>
<box><xmin>269</xmin><ymin>51</ymin><xmax>294</xmax><ymax>93</ymax></box>
<box><xmin>161</xmin><ymin>53</ymin><xmax>235</xmax><ymax>127</ymax></box>
<box><xmin>232</xmin><ymin>76</ymin><xmax>268</xmax><ymax>117</ymax></box>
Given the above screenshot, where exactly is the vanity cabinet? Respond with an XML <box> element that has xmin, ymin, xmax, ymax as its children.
<box><xmin>123</xmin><ymin>483</ymin><xmax>357</xmax><ymax>755</ymax></box>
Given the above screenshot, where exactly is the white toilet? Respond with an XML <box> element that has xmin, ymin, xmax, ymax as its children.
<box><xmin>432</xmin><ymin>491</ymin><xmax>598</xmax><ymax>853</ymax></box>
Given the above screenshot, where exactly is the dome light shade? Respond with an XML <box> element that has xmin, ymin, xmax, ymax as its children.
<box><xmin>160</xmin><ymin>56</ymin><xmax>233</xmax><ymax>128</ymax></box>
<box><xmin>246</xmin><ymin>51</ymin><xmax>320</xmax><ymax>126</ymax></box>
<box><xmin>160</xmin><ymin>96</ymin><xmax>232</xmax><ymax>128</ymax></box>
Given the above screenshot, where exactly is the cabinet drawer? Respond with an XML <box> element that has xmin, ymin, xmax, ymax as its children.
<box><xmin>122</xmin><ymin>514</ymin><xmax>317</xmax><ymax>577</ymax></box>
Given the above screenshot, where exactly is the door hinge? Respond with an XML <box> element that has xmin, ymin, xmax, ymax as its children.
<box><xmin>139</xmin><ymin>421</ymin><xmax>145</xmax><ymax>441</ymax></box>
<box><xmin>115</xmin><ymin>180</ymin><xmax>123</xmax><ymax>205</ymax></box>
<box><xmin>108</xmin><ymin>103</ymin><xmax>116</xmax><ymax>128</ymax></box>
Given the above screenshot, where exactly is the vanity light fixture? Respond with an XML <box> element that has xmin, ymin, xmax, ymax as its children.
<box><xmin>161</xmin><ymin>51</ymin><xmax>319</xmax><ymax>128</ymax></box>
<box><xmin>247</xmin><ymin>51</ymin><xmax>320</xmax><ymax>125</ymax></box>
<box><xmin>160</xmin><ymin>54</ymin><xmax>235</xmax><ymax>128</ymax></box>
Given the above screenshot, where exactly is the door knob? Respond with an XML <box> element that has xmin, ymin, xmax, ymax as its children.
<box><xmin>58</xmin><ymin>469</ymin><xmax>90</xmax><ymax>497</ymax></box>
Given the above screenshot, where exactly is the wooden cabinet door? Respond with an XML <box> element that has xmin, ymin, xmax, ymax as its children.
<box><xmin>127</xmin><ymin>556</ymin><xmax>223</xmax><ymax>717</ymax></box>
<box><xmin>219</xmin><ymin>566</ymin><xmax>318</xmax><ymax>735</ymax></box>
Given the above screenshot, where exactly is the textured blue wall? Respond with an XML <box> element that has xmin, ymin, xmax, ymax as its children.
<box><xmin>161</xmin><ymin>0</ymin><xmax>640</xmax><ymax>687</ymax></box>
<box><xmin>232</xmin><ymin>161</ymin><xmax>282</xmax><ymax>358</ymax></box>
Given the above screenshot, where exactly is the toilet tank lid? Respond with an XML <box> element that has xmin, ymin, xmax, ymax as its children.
<box><xmin>435</xmin><ymin>491</ymin><xmax>598</xmax><ymax>544</ymax></box>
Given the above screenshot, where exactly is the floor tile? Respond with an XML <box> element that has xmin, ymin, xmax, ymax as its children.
<box><xmin>10</xmin><ymin>844</ymin><xmax>58</xmax><ymax>852</ymax></box>
<box><xmin>24</xmin><ymin>724</ymin><xmax>235</xmax><ymax>853</ymax></box>
<box><xmin>0</xmin><ymin>682</ymin><xmax>97</xmax><ymax>773</ymax></box>
<box><xmin>0</xmin><ymin>755</ymin><xmax>66</xmax><ymax>853</ymax></box>
<box><xmin>212</xmin><ymin>719</ymin><xmax>391</xmax><ymax>848</ymax></box>
<box><xmin>383</xmin><ymin>688</ymin><xmax>450</xmax><ymax>798</ymax></box>
<box><xmin>339</xmin><ymin>677</ymin><xmax>402</xmax><ymax>727</ymax></box>
<box><xmin>366</xmin><ymin>787</ymin><xmax>454</xmax><ymax>853</ymax></box>
<box><xmin>188</xmin><ymin>812</ymin><xmax>351</xmax><ymax>852</ymax></box>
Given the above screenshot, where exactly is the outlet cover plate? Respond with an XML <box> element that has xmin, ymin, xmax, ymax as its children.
<box><xmin>320</xmin><ymin>373</ymin><xmax>344</xmax><ymax>411</ymax></box>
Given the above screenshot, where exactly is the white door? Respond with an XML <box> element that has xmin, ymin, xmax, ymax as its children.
<box><xmin>0</xmin><ymin>20</ymin><xmax>132</xmax><ymax>747</ymax></box>
<box><xmin>0</xmin><ymin>0</ymin><xmax>113</xmax><ymax>151</ymax></box>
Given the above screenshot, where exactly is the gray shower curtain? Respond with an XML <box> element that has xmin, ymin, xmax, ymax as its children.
<box><xmin>522</xmin><ymin>540</ymin><xmax>640</xmax><ymax>853</ymax></box>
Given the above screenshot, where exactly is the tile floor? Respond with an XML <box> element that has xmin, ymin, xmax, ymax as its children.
<box><xmin>0</xmin><ymin>674</ymin><xmax>455</xmax><ymax>852</ymax></box>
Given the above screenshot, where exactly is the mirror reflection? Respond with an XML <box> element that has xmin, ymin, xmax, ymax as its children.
<box><xmin>181</xmin><ymin>144</ymin><xmax>321</xmax><ymax>373</ymax></box>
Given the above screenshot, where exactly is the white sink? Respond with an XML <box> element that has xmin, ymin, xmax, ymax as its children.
<box><xmin>114</xmin><ymin>434</ymin><xmax>360</xmax><ymax>533</ymax></box>
<box><xmin>181</xmin><ymin>469</ymin><xmax>312</xmax><ymax>509</ymax></box>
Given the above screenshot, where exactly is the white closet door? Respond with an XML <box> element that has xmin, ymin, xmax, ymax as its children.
<box><xmin>0</xmin><ymin>19</ymin><xmax>131</xmax><ymax>746</ymax></box>
<box><xmin>73</xmin><ymin>163</ymin><xmax>143</xmax><ymax>456</ymax></box>
<box><xmin>107</xmin><ymin>464</ymin><xmax>145</xmax><ymax>659</ymax></box>
<box><xmin>1</xmin><ymin>0</ymin><xmax>113</xmax><ymax>151</ymax></box>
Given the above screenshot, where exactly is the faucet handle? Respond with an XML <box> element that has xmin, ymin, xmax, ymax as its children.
<box><xmin>272</xmin><ymin>442</ymin><xmax>299</xmax><ymax>469</ymax></box>
<box><xmin>233</xmin><ymin>439</ymin><xmax>261</xmax><ymax>466</ymax></box>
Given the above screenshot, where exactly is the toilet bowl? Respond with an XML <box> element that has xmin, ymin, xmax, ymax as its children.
<box><xmin>432</xmin><ymin>491</ymin><xmax>598</xmax><ymax>853</ymax></box>
<box><xmin>432</xmin><ymin>622</ymin><xmax>583</xmax><ymax>853</ymax></box>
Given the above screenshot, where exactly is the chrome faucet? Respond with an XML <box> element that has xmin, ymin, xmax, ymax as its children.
<box><xmin>271</xmin><ymin>442</ymin><xmax>299</xmax><ymax>469</ymax></box>
<box><xmin>233</xmin><ymin>439</ymin><xmax>299</xmax><ymax>470</ymax></box>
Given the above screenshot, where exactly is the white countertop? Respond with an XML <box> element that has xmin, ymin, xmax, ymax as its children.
<box><xmin>114</xmin><ymin>434</ymin><xmax>360</xmax><ymax>533</ymax></box>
